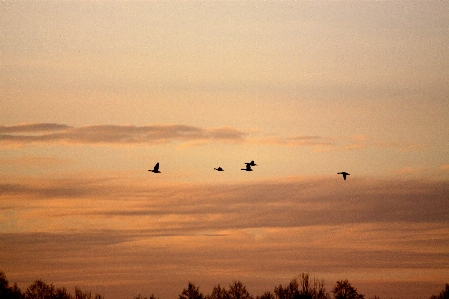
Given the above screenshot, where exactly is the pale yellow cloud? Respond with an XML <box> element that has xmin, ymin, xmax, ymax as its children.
<box><xmin>252</xmin><ymin>136</ymin><xmax>333</xmax><ymax>147</ymax></box>
<box><xmin>375</xmin><ymin>141</ymin><xmax>428</xmax><ymax>152</ymax></box>
<box><xmin>394</xmin><ymin>166</ymin><xmax>422</xmax><ymax>175</ymax></box>
<box><xmin>0</xmin><ymin>156</ymin><xmax>72</xmax><ymax>168</ymax></box>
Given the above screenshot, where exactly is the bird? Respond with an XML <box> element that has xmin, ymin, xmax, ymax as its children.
<box><xmin>214</xmin><ymin>167</ymin><xmax>224</xmax><ymax>171</ymax></box>
<box><xmin>337</xmin><ymin>172</ymin><xmax>350</xmax><ymax>180</ymax></box>
<box><xmin>245</xmin><ymin>160</ymin><xmax>257</xmax><ymax>166</ymax></box>
<box><xmin>241</xmin><ymin>164</ymin><xmax>253</xmax><ymax>171</ymax></box>
<box><xmin>148</xmin><ymin>163</ymin><xmax>161</xmax><ymax>173</ymax></box>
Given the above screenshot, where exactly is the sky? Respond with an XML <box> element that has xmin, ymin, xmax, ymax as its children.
<box><xmin>1</xmin><ymin>1</ymin><xmax>448</xmax><ymax>299</ymax></box>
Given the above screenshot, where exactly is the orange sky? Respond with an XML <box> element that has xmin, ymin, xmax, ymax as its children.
<box><xmin>1</xmin><ymin>2</ymin><xmax>448</xmax><ymax>299</ymax></box>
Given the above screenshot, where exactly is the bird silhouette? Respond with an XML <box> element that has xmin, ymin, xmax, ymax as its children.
<box><xmin>245</xmin><ymin>160</ymin><xmax>257</xmax><ymax>166</ymax></box>
<box><xmin>337</xmin><ymin>172</ymin><xmax>350</xmax><ymax>180</ymax></box>
<box><xmin>149</xmin><ymin>163</ymin><xmax>161</xmax><ymax>173</ymax></box>
<box><xmin>214</xmin><ymin>167</ymin><xmax>224</xmax><ymax>171</ymax></box>
<box><xmin>241</xmin><ymin>164</ymin><xmax>253</xmax><ymax>171</ymax></box>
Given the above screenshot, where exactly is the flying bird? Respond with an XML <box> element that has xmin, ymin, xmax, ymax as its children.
<box><xmin>337</xmin><ymin>172</ymin><xmax>350</xmax><ymax>180</ymax></box>
<box><xmin>149</xmin><ymin>163</ymin><xmax>161</xmax><ymax>173</ymax></box>
<box><xmin>214</xmin><ymin>167</ymin><xmax>224</xmax><ymax>171</ymax></box>
<box><xmin>241</xmin><ymin>164</ymin><xmax>253</xmax><ymax>171</ymax></box>
<box><xmin>245</xmin><ymin>160</ymin><xmax>257</xmax><ymax>166</ymax></box>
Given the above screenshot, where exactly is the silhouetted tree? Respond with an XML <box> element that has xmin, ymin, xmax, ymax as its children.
<box><xmin>207</xmin><ymin>284</ymin><xmax>229</xmax><ymax>299</ymax></box>
<box><xmin>26</xmin><ymin>280</ymin><xmax>56</xmax><ymax>299</ymax></box>
<box><xmin>179</xmin><ymin>282</ymin><xmax>204</xmax><ymax>299</ymax></box>
<box><xmin>430</xmin><ymin>284</ymin><xmax>449</xmax><ymax>299</ymax></box>
<box><xmin>10</xmin><ymin>284</ymin><xmax>26</xmax><ymax>299</ymax></box>
<box><xmin>0</xmin><ymin>272</ymin><xmax>9</xmax><ymax>296</ymax></box>
<box><xmin>227</xmin><ymin>281</ymin><xmax>252</xmax><ymax>299</ymax></box>
<box><xmin>257</xmin><ymin>292</ymin><xmax>275</xmax><ymax>299</ymax></box>
<box><xmin>274</xmin><ymin>279</ymin><xmax>299</xmax><ymax>299</ymax></box>
<box><xmin>332</xmin><ymin>280</ymin><xmax>364</xmax><ymax>299</ymax></box>
<box><xmin>134</xmin><ymin>294</ymin><xmax>158</xmax><ymax>299</ymax></box>
<box><xmin>274</xmin><ymin>274</ymin><xmax>329</xmax><ymax>299</ymax></box>
<box><xmin>298</xmin><ymin>273</ymin><xmax>329</xmax><ymax>299</ymax></box>
<box><xmin>299</xmin><ymin>273</ymin><xmax>313</xmax><ymax>299</ymax></box>
<box><xmin>74</xmin><ymin>287</ymin><xmax>102</xmax><ymax>299</ymax></box>
<box><xmin>74</xmin><ymin>287</ymin><xmax>92</xmax><ymax>299</ymax></box>
<box><xmin>54</xmin><ymin>287</ymin><xmax>72</xmax><ymax>299</ymax></box>
<box><xmin>0</xmin><ymin>271</ymin><xmax>25</xmax><ymax>299</ymax></box>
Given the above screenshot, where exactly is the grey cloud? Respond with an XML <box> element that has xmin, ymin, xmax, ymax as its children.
<box><xmin>4</xmin><ymin>177</ymin><xmax>448</xmax><ymax>230</ymax></box>
<box><xmin>0</xmin><ymin>123</ymin><xmax>246</xmax><ymax>145</ymax></box>
<box><xmin>0</xmin><ymin>123</ymin><xmax>71</xmax><ymax>133</ymax></box>
<box><xmin>0</xmin><ymin>230</ymin><xmax>134</xmax><ymax>247</ymax></box>
<box><xmin>0</xmin><ymin>123</ymin><xmax>372</xmax><ymax>151</ymax></box>
<box><xmin>0</xmin><ymin>180</ymin><xmax>107</xmax><ymax>199</ymax></box>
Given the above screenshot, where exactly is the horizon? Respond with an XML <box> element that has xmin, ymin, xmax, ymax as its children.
<box><xmin>1</xmin><ymin>270</ymin><xmax>448</xmax><ymax>299</ymax></box>
<box><xmin>1</xmin><ymin>1</ymin><xmax>448</xmax><ymax>299</ymax></box>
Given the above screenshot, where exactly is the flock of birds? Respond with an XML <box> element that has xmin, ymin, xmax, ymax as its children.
<box><xmin>149</xmin><ymin>161</ymin><xmax>351</xmax><ymax>180</ymax></box>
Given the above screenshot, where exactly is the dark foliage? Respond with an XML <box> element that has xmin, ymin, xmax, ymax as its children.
<box><xmin>256</xmin><ymin>292</ymin><xmax>275</xmax><ymax>299</ymax></box>
<box><xmin>332</xmin><ymin>280</ymin><xmax>364</xmax><ymax>299</ymax></box>
<box><xmin>0</xmin><ymin>271</ymin><xmax>103</xmax><ymax>299</ymax></box>
<box><xmin>274</xmin><ymin>274</ymin><xmax>329</xmax><ymax>299</ymax></box>
<box><xmin>206</xmin><ymin>284</ymin><xmax>229</xmax><ymax>299</ymax></box>
<box><xmin>26</xmin><ymin>279</ymin><xmax>56</xmax><ymax>299</ymax></box>
<box><xmin>179</xmin><ymin>282</ymin><xmax>204</xmax><ymax>299</ymax></box>
<box><xmin>0</xmin><ymin>271</ymin><xmax>24</xmax><ymax>299</ymax></box>
<box><xmin>430</xmin><ymin>284</ymin><xmax>449</xmax><ymax>299</ymax></box>
<box><xmin>227</xmin><ymin>281</ymin><xmax>253</xmax><ymax>299</ymax></box>
<box><xmin>134</xmin><ymin>294</ymin><xmax>158</xmax><ymax>299</ymax></box>
<box><xmin>2</xmin><ymin>270</ymin><xmax>448</xmax><ymax>299</ymax></box>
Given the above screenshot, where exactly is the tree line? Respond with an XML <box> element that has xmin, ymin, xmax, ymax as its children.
<box><xmin>1</xmin><ymin>271</ymin><xmax>448</xmax><ymax>299</ymax></box>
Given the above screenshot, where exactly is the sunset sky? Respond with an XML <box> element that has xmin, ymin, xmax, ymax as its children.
<box><xmin>1</xmin><ymin>1</ymin><xmax>448</xmax><ymax>299</ymax></box>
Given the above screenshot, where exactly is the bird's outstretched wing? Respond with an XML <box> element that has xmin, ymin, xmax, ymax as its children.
<box><xmin>337</xmin><ymin>172</ymin><xmax>349</xmax><ymax>180</ymax></box>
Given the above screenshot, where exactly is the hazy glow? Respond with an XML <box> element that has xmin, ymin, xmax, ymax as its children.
<box><xmin>1</xmin><ymin>2</ymin><xmax>448</xmax><ymax>299</ymax></box>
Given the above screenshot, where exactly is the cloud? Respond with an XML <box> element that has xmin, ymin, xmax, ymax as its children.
<box><xmin>254</xmin><ymin>136</ymin><xmax>334</xmax><ymax>147</ymax></box>
<box><xmin>0</xmin><ymin>123</ymin><xmax>246</xmax><ymax>146</ymax></box>
<box><xmin>2</xmin><ymin>176</ymin><xmax>448</xmax><ymax>230</ymax></box>
<box><xmin>2</xmin><ymin>176</ymin><xmax>448</xmax><ymax>299</ymax></box>
<box><xmin>0</xmin><ymin>156</ymin><xmax>72</xmax><ymax>168</ymax></box>
<box><xmin>0</xmin><ymin>123</ymin><xmax>436</xmax><ymax>156</ymax></box>
<box><xmin>253</xmin><ymin>134</ymin><xmax>372</xmax><ymax>152</ymax></box>
<box><xmin>372</xmin><ymin>139</ymin><xmax>428</xmax><ymax>152</ymax></box>
<box><xmin>0</xmin><ymin>123</ymin><xmax>71</xmax><ymax>133</ymax></box>
<box><xmin>0</xmin><ymin>123</ymin><xmax>358</xmax><ymax>151</ymax></box>
<box><xmin>394</xmin><ymin>166</ymin><xmax>422</xmax><ymax>175</ymax></box>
